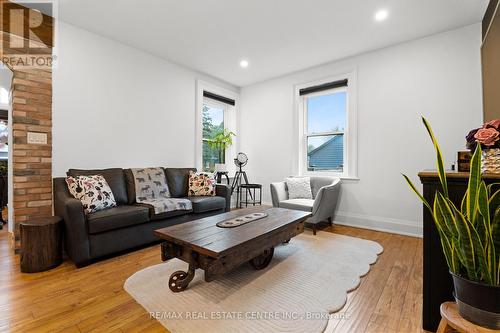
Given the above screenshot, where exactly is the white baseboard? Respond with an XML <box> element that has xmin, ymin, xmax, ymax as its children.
<box><xmin>242</xmin><ymin>203</ymin><xmax>422</xmax><ymax>238</ymax></box>
<box><xmin>333</xmin><ymin>210</ymin><xmax>422</xmax><ymax>238</ymax></box>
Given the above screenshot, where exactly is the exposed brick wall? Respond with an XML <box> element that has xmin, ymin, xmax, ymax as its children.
<box><xmin>1</xmin><ymin>1</ymin><xmax>53</xmax><ymax>250</ymax></box>
<box><xmin>11</xmin><ymin>68</ymin><xmax>52</xmax><ymax>248</ymax></box>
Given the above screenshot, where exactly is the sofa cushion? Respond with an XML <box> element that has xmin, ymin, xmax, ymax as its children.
<box><xmin>123</xmin><ymin>169</ymin><xmax>136</xmax><ymax>204</ymax></box>
<box><xmin>188</xmin><ymin>171</ymin><xmax>216</xmax><ymax>196</ymax></box>
<box><xmin>279</xmin><ymin>199</ymin><xmax>314</xmax><ymax>212</ymax></box>
<box><xmin>87</xmin><ymin>205</ymin><xmax>150</xmax><ymax>234</ymax></box>
<box><xmin>66</xmin><ymin>175</ymin><xmax>117</xmax><ymax>214</ymax></box>
<box><xmin>68</xmin><ymin>168</ymin><xmax>128</xmax><ymax>205</ymax></box>
<box><xmin>164</xmin><ymin>168</ymin><xmax>196</xmax><ymax>198</ymax></box>
<box><xmin>187</xmin><ymin>196</ymin><xmax>226</xmax><ymax>213</ymax></box>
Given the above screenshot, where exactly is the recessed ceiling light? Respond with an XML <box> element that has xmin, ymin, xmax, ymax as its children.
<box><xmin>240</xmin><ymin>60</ymin><xmax>249</xmax><ymax>68</ymax></box>
<box><xmin>374</xmin><ymin>9</ymin><xmax>389</xmax><ymax>22</ymax></box>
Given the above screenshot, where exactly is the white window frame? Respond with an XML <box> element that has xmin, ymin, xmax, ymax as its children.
<box><xmin>195</xmin><ymin>80</ymin><xmax>239</xmax><ymax>174</ymax></box>
<box><xmin>294</xmin><ymin>70</ymin><xmax>358</xmax><ymax>179</ymax></box>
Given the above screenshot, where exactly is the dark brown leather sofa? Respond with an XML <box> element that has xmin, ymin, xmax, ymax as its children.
<box><xmin>53</xmin><ymin>167</ymin><xmax>231</xmax><ymax>267</ymax></box>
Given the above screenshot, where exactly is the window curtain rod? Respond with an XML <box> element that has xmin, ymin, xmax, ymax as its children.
<box><xmin>299</xmin><ymin>79</ymin><xmax>348</xmax><ymax>96</ymax></box>
<box><xmin>203</xmin><ymin>91</ymin><xmax>235</xmax><ymax>106</ymax></box>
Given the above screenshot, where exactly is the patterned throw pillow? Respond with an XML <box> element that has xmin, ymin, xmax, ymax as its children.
<box><xmin>66</xmin><ymin>175</ymin><xmax>117</xmax><ymax>214</ymax></box>
<box><xmin>188</xmin><ymin>171</ymin><xmax>216</xmax><ymax>196</ymax></box>
<box><xmin>285</xmin><ymin>177</ymin><xmax>313</xmax><ymax>199</ymax></box>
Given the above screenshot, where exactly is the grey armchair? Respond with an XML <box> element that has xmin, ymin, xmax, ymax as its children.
<box><xmin>270</xmin><ymin>176</ymin><xmax>341</xmax><ymax>235</ymax></box>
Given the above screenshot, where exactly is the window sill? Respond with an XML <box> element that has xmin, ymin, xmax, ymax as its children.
<box><xmin>301</xmin><ymin>171</ymin><xmax>359</xmax><ymax>181</ymax></box>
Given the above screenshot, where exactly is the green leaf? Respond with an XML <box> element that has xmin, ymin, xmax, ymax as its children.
<box><xmin>435</xmin><ymin>192</ymin><xmax>458</xmax><ymax>238</ymax></box>
<box><xmin>402</xmin><ymin>174</ymin><xmax>432</xmax><ymax>212</ymax></box>
<box><xmin>467</xmin><ymin>144</ymin><xmax>482</xmax><ymax>223</ymax></box>
<box><xmin>422</xmin><ymin>117</ymin><xmax>448</xmax><ymax>197</ymax></box>
<box><xmin>450</xmin><ymin>200</ymin><xmax>477</xmax><ymax>279</ymax></box>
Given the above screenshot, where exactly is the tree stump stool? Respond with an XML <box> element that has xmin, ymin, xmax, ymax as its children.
<box><xmin>20</xmin><ymin>216</ymin><xmax>63</xmax><ymax>273</ymax></box>
<box><xmin>437</xmin><ymin>302</ymin><xmax>498</xmax><ymax>333</ymax></box>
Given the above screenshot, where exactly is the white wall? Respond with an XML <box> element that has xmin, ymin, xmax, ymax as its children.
<box><xmin>239</xmin><ymin>24</ymin><xmax>483</xmax><ymax>237</ymax></box>
<box><xmin>52</xmin><ymin>22</ymin><xmax>238</xmax><ymax>177</ymax></box>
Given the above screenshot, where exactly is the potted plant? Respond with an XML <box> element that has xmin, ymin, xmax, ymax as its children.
<box><xmin>403</xmin><ymin>117</ymin><xmax>500</xmax><ymax>329</ymax></box>
<box><xmin>466</xmin><ymin>119</ymin><xmax>500</xmax><ymax>174</ymax></box>
<box><xmin>207</xmin><ymin>129</ymin><xmax>235</xmax><ymax>172</ymax></box>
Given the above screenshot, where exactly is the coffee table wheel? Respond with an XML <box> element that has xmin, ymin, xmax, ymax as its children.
<box><xmin>169</xmin><ymin>269</ymin><xmax>195</xmax><ymax>292</ymax></box>
<box><xmin>283</xmin><ymin>239</ymin><xmax>291</xmax><ymax>244</ymax></box>
<box><xmin>249</xmin><ymin>247</ymin><xmax>274</xmax><ymax>270</ymax></box>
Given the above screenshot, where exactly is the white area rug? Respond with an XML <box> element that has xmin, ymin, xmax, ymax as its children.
<box><xmin>124</xmin><ymin>232</ymin><xmax>383</xmax><ymax>333</ymax></box>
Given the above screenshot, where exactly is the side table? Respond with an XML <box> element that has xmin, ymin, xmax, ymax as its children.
<box><xmin>437</xmin><ymin>302</ymin><xmax>498</xmax><ymax>333</ymax></box>
<box><xmin>239</xmin><ymin>184</ymin><xmax>262</xmax><ymax>208</ymax></box>
<box><xmin>20</xmin><ymin>216</ymin><xmax>63</xmax><ymax>273</ymax></box>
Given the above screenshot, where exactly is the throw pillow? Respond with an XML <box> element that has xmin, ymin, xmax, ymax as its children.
<box><xmin>285</xmin><ymin>177</ymin><xmax>312</xmax><ymax>199</ymax></box>
<box><xmin>188</xmin><ymin>171</ymin><xmax>216</xmax><ymax>196</ymax></box>
<box><xmin>66</xmin><ymin>175</ymin><xmax>117</xmax><ymax>214</ymax></box>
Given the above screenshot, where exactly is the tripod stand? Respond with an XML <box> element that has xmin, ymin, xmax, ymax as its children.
<box><xmin>231</xmin><ymin>164</ymin><xmax>254</xmax><ymax>207</ymax></box>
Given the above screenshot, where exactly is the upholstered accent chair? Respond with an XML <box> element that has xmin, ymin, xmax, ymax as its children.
<box><xmin>270</xmin><ymin>176</ymin><xmax>341</xmax><ymax>235</ymax></box>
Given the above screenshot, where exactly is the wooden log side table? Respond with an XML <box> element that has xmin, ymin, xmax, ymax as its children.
<box><xmin>437</xmin><ymin>302</ymin><xmax>498</xmax><ymax>333</ymax></box>
<box><xmin>20</xmin><ymin>216</ymin><xmax>63</xmax><ymax>273</ymax></box>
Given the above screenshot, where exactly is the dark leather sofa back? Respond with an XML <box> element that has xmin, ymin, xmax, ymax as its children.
<box><xmin>164</xmin><ymin>168</ymin><xmax>196</xmax><ymax>198</ymax></box>
<box><xmin>123</xmin><ymin>169</ymin><xmax>136</xmax><ymax>204</ymax></box>
<box><xmin>67</xmin><ymin>168</ymin><xmax>128</xmax><ymax>205</ymax></box>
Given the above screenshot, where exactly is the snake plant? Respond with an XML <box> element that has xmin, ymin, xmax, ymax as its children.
<box><xmin>403</xmin><ymin>117</ymin><xmax>500</xmax><ymax>286</ymax></box>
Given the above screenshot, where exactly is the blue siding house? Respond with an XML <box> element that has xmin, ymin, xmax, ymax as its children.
<box><xmin>308</xmin><ymin>135</ymin><xmax>343</xmax><ymax>171</ymax></box>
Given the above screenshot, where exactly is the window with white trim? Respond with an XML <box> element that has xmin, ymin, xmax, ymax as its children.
<box><xmin>202</xmin><ymin>98</ymin><xmax>227</xmax><ymax>172</ymax></box>
<box><xmin>297</xmin><ymin>74</ymin><xmax>357</xmax><ymax>178</ymax></box>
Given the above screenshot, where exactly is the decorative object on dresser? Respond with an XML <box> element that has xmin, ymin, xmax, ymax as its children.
<box><xmin>457</xmin><ymin>151</ymin><xmax>471</xmax><ymax>172</ymax></box>
<box><xmin>124</xmin><ymin>230</ymin><xmax>383</xmax><ymax>333</ymax></box>
<box><xmin>155</xmin><ymin>207</ymin><xmax>310</xmax><ymax>292</ymax></box>
<box><xmin>404</xmin><ymin>117</ymin><xmax>500</xmax><ymax>330</ymax></box>
<box><xmin>271</xmin><ymin>176</ymin><xmax>341</xmax><ymax>235</ymax></box>
<box><xmin>20</xmin><ymin>216</ymin><xmax>63</xmax><ymax>273</ymax></box>
<box><xmin>466</xmin><ymin>119</ymin><xmax>500</xmax><ymax>173</ymax></box>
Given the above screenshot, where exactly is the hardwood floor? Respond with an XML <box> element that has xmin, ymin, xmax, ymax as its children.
<box><xmin>0</xmin><ymin>222</ymin><xmax>425</xmax><ymax>333</ymax></box>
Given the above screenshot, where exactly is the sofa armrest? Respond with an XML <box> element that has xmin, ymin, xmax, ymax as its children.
<box><xmin>53</xmin><ymin>177</ymin><xmax>91</xmax><ymax>267</ymax></box>
<box><xmin>270</xmin><ymin>182</ymin><xmax>288</xmax><ymax>207</ymax></box>
<box><xmin>311</xmin><ymin>178</ymin><xmax>341</xmax><ymax>223</ymax></box>
<box><xmin>216</xmin><ymin>184</ymin><xmax>231</xmax><ymax>212</ymax></box>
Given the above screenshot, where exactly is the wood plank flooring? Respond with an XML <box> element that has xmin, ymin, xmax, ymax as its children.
<box><xmin>0</xmin><ymin>221</ymin><xmax>425</xmax><ymax>333</ymax></box>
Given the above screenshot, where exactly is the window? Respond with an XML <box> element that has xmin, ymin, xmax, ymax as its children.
<box><xmin>195</xmin><ymin>81</ymin><xmax>239</xmax><ymax>173</ymax></box>
<box><xmin>296</xmin><ymin>73</ymin><xmax>357</xmax><ymax>178</ymax></box>
<box><xmin>202</xmin><ymin>100</ymin><xmax>225</xmax><ymax>172</ymax></box>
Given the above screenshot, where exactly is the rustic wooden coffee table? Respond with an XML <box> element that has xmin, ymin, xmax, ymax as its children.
<box><xmin>155</xmin><ymin>207</ymin><xmax>311</xmax><ymax>292</ymax></box>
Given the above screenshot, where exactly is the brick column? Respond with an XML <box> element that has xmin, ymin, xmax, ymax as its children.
<box><xmin>11</xmin><ymin>68</ymin><xmax>52</xmax><ymax>249</ymax></box>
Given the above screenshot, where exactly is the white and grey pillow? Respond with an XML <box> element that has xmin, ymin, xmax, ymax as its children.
<box><xmin>285</xmin><ymin>177</ymin><xmax>312</xmax><ymax>199</ymax></box>
<box><xmin>66</xmin><ymin>175</ymin><xmax>117</xmax><ymax>214</ymax></box>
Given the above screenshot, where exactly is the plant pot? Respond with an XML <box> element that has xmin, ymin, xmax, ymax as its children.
<box><xmin>214</xmin><ymin>163</ymin><xmax>227</xmax><ymax>172</ymax></box>
<box><xmin>481</xmin><ymin>148</ymin><xmax>500</xmax><ymax>174</ymax></box>
<box><xmin>451</xmin><ymin>272</ymin><xmax>500</xmax><ymax>329</ymax></box>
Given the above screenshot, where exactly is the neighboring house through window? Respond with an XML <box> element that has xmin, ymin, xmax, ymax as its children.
<box><xmin>296</xmin><ymin>72</ymin><xmax>358</xmax><ymax>178</ymax></box>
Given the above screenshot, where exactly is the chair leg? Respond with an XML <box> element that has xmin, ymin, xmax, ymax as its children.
<box><xmin>312</xmin><ymin>224</ymin><xmax>317</xmax><ymax>235</ymax></box>
<box><xmin>328</xmin><ymin>217</ymin><xmax>333</xmax><ymax>227</ymax></box>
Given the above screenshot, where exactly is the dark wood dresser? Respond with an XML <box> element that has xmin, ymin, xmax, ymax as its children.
<box><xmin>418</xmin><ymin>171</ymin><xmax>500</xmax><ymax>332</ymax></box>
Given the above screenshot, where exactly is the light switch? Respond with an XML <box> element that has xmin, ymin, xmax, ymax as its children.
<box><xmin>27</xmin><ymin>132</ymin><xmax>48</xmax><ymax>144</ymax></box>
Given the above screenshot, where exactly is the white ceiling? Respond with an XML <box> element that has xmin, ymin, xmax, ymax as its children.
<box><xmin>58</xmin><ymin>0</ymin><xmax>489</xmax><ymax>87</ymax></box>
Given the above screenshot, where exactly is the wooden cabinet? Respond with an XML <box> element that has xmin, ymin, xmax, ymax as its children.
<box><xmin>418</xmin><ymin>171</ymin><xmax>500</xmax><ymax>332</ymax></box>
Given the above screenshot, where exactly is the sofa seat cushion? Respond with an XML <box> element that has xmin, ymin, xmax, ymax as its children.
<box><xmin>87</xmin><ymin>205</ymin><xmax>150</xmax><ymax>234</ymax></box>
<box><xmin>279</xmin><ymin>199</ymin><xmax>314</xmax><ymax>212</ymax></box>
<box><xmin>187</xmin><ymin>196</ymin><xmax>226</xmax><ymax>213</ymax></box>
